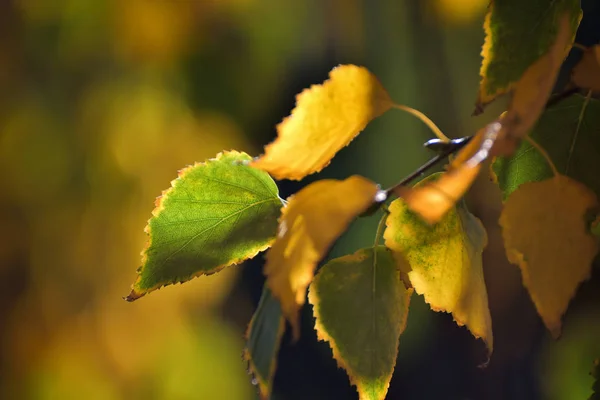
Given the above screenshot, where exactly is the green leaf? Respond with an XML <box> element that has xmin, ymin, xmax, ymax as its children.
<box><xmin>127</xmin><ymin>151</ymin><xmax>282</xmax><ymax>301</ymax></box>
<box><xmin>493</xmin><ymin>95</ymin><xmax>600</xmax><ymax>200</ymax></box>
<box><xmin>244</xmin><ymin>286</ymin><xmax>285</xmax><ymax>400</ymax></box>
<box><xmin>384</xmin><ymin>173</ymin><xmax>493</xmax><ymax>355</ymax></box>
<box><xmin>308</xmin><ymin>246</ymin><xmax>412</xmax><ymax>400</ymax></box>
<box><xmin>476</xmin><ymin>0</ymin><xmax>580</xmax><ymax>110</ymax></box>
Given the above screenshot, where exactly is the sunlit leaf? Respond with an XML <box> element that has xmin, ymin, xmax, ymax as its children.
<box><xmin>493</xmin><ymin>95</ymin><xmax>600</xmax><ymax>200</ymax></box>
<box><xmin>252</xmin><ymin>65</ymin><xmax>393</xmax><ymax>180</ymax></box>
<box><xmin>308</xmin><ymin>246</ymin><xmax>412</xmax><ymax>400</ymax></box>
<box><xmin>264</xmin><ymin>176</ymin><xmax>379</xmax><ymax>338</ymax></box>
<box><xmin>573</xmin><ymin>46</ymin><xmax>600</xmax><ymax>92</ymax></box>
<box><xmin>244</xmin><ymin>287</ymin><xmax>285</xmax><ymax>400</ymax></box>
<box><xmin>127</xmin><ymin>151</ymin><xmax>282</xmax><ymax>301</ymax></box>
<box><xmin>385</xmin><ymin>174</ymin><xmax>493</xmax><ymax>355</ymax></box>
<box><xmin>475</xmin><ymin>0</ymin><xmax>580</xmax><ymax>112</ymax></box>
<box><xmin>499</xmin><ymin>175</ymin><xmax>599</xmax><ymax>337</ymax></box>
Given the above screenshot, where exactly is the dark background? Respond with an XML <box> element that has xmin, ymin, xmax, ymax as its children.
<box><xmin>0</xmin><ymin>1</ymin><xmax>599</xmax><ymax>399</ymax></box>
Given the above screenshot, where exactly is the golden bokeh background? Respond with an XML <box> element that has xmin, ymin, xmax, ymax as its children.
<box><xmin>1</xmin><ymin>1</ymin><xmax>598</xmax><ymax>399</ymax></box>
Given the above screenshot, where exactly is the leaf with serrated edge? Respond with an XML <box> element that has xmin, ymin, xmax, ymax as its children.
<box><xmin>500</xmin><ymin>175</ymin><xmax>599</xmax><ymax>337</ymax></box>
<box><xmin>475</xmin><ymin>0</ymin><xmax>580</xmax><ymax>113</ymax></box>
<box><xmin>252</xmin><ymin>65</ymin><xmax>393</xmax><ymax>180</ymax></box>
<box><xmin>308</xmin><ymin>246</ymin><xmax>412</xmax><ymax>400</ymax></box>
<box><xmin>127</xmin><ymin>151</ymin><xmax>282</xmax><ymax>301</ymax></box>
<box><xmin>386</xmin><ymin>173</ymin><xmax>493</xmax><ymax>356</ymax></box>
<box><xmin>244</xmin><ymin>286</ymin><xmax>285</xmax><ymax>400</ymax></box>
<box><xmin>264</xmin><ymin>176</ymin><xmax>379</xmax><ymax>338</ymax></box>
<box><xmin>493</xmin><ymin>95</ymin><xmax>600</xmax><ymax>200</ymax></box>
<box><xmin>573</xmin><ymin>46</ymin><xmax>600</xmax><ymax>92</ymax></box>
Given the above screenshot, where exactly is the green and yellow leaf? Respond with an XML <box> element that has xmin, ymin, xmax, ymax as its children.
<box><xmin>264</xmin><ymin>176</ymin><xmax>379</xmax><ymax>338</ymax></box>
<box><xmin>308</xmin><ymin>246</ymin><xmax>412</xmax><ymax>400</ymax></box>
<box><xmin>127</xmin><ymin>151</ymin><xmax>282</xmax><ymax>301</ymax></box>
<box><xmin>251</xmin><ymin>65</ymin><xmax>393</xmax><ymax>180</ymax></box>
<box><xmin>244</xmin><ymin>287</ymin><xmax>285</xmax><ymax>400</ymax></box>
<box><xmin>499</xmin><ymin>175</ymin><xmax>599</xmax><ymax>337</ymax></box>
<box><xmin>573</xmin><ymin>45</ymin><xmax>600</xmax><ymax>92</ymax></box>
<box><xmin>385</xmin><ymin>173</ymin><xmax>493</xmax><ymax>355</ymax></box>
<box><xmin>476</xmin><ymin>0</ymin><xmax>580</xmax><ymax>113</ymax></box>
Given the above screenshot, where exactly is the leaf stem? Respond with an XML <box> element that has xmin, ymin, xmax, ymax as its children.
<box><xmin>572</xmin><ymin>42</ymin><xmax>588</xmax><ymax>51</ymax></box>
<box><xmin>391</xmin><ymin>103</ymin><xmax>450</xmax><ymax>142</ymax></box>
<box><xmin>524</xmin><ymin>136</ymin><xmax>559</xmax><ymax>177</ymax></box>
<box><xmin>566</xmin><ymin>89</ymin><xmax>592</xmax><ymax>175</ymax></box>
<box><xmin>373</xmin><ymin>206</ymin><xmax>390</xmax><ymax>248</ymax></box>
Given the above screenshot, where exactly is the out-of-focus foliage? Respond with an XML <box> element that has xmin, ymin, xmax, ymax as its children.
<box><xmin>0</xmin><ymin>0</ymin><xmax>305</xmax><ymax>398</ymax></box>
<box><xmin>2</xmin><ymin>0</ymin><xmax>600</xmax><ymax>399</ymax></box>
<box><xmin>433</xmin><ymin>0</ymin><xmax>488</xmax><ymax>25</ymax></box>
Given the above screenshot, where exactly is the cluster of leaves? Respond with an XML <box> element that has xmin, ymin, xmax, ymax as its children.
<box><xmin>126</xmin><ymin>1</ymin><xmax>600</xmax><ymax>399</ymax></box>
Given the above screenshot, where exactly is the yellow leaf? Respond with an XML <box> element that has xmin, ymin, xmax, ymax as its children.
<box><xmin>499</xmin><ymin>15</ymin><xmax>575</xmax><ymax>152</ymax></box>
<box><xmin>264</xmin><ymin>176</ymin><xmax>379</xmax><ymax>338</ymax></box>
<box><xmin>385</xmin><ymin>174</ymin><xmax>493</xmax><ymax>356</ymax></box>
<box><xmin>499</xmin><ymin>175</ymin><xmax>599</xmax><ymax>337</ymax></box>
<box><xmin>252</xmin><ymin>65</ymin><xmax>393</xmax><ymax>180</ymax></box>
<box><xmin>572</xmin><ymin>45</ymin><xmax>600</xmax><ymax>92</ymax></box>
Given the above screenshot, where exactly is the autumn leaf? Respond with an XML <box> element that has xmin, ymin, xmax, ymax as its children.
<box><xmin>308</xmin><ymin>246</ymin><xmax>412</xmax><ymax>400</ymax></box>
<box><xmin>251</xmin><ymin>65</ymin><xmax>393</xmax><ymax>180</ymax></box>
<box><xmin>385</xmin><ymin>173</ymin><xmax>493</xmax><ymax>355</ymax></box>
<box><xmin>573</xmin><ymin>45</ymin><xmax>600</xmax><ymax>92</ymax></box>
<box><xmin>264</xmin><ymin>176</ymin><xmax>379</xmax><ymax>338</ymax></box>
<box><xmin>493</xmin><ymin>95</ymin><xmax>600</xmax><ymax>200</ymax></box>
<box><xmin>499</xmin><ymin>175</ymin><xmax>599</xmax><ymax>337</ymax></box>
<box><xmin>127</xmin><ymin>151</ymin><xmax>283</xmax><ymax>301</ymax></box>
<box><xmin>475</xmin><ymin>0</ymin><xmax>580</xmax><ymax>113</ymax></box>
<box><xmin>244</xmin><ymin>287</ymin><xmax>285</xmax><ymax>400</ymax></box>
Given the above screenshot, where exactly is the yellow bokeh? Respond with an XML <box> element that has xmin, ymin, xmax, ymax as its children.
<box><xmin>434</xmin><ymin>0</ymin><xmax>487</xmax><ymax>24</ymax></box>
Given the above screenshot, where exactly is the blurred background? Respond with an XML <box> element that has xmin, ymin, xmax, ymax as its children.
<box><xmin>0</xmin><ymin>0</ymin><xmax>599</xmax><ymax>399</ymax></box>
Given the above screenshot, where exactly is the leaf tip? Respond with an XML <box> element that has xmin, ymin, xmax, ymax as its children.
<box><xmin>123</xmin><ymin>288</ymin><xmax>144</xmax><ymax>302</ymax></box>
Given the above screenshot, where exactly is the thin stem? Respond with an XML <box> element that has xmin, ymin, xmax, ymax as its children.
<box><xmin>525</xmin><ymin>136</ymin><xmax>559</xmax><ymax>177</ymax></box>
<box><xmin>373</xmin><ymin>207</ymin><xmax>390</xmax><ymax>248</ymax></box>
<box><xmin>572</xmin><ymin>42</ymin><xmax>588</xmax><ymax>51</ymax></box>
<box><xmin>566</xmin><ymin>89</ymin><xmax>592</xmax><ymax>174</ymax></box>
<box><xmin>391</xmin><ymin>103</ymin><xmax>450</xmax><ymax>142</ymax></box>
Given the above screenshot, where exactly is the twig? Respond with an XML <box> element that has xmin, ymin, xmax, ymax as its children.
<box><xmin>384</xmin><ymin>137</ymin><xmax>472</xmax><ymax>197</ymax></box>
